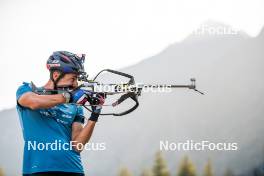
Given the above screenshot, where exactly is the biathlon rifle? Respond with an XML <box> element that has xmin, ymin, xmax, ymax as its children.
<box><xmin>76</xmin><ymin>69</ymin><xmax>204</xmax><ymax>116</ymax></box>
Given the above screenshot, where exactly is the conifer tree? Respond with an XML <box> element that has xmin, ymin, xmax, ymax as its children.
<box><xmin>203</xmin><ymin>159</ymin><xmax>214</xmax><ymax>176</ymax></box>
<box><xmin>118</xmin><ymin>167</ymin><xmax>133</xmax><ymax>176</ymax></box>
<box><xmin>177</xmin><ymin>156</ymin><xmax>196</xmax><ymax>176</ymax></box>
<box><xmin>0</xmin><ymin>167</ymin><xmax>4</xmax><ymax>176</ymax></box>
<box><xmin>153</xmin><ymin>152</ymin><xmax>170</xmax><ymax>176</ymax></box>
<box><xmin>141</xmin><ymin>168</ymin><xmax>153</xmax><ymax>176</ymax></box>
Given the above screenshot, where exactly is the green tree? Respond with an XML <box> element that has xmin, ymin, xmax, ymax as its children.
<box><xmin>177</xmin><ymin>156</ymin><xmax>196</xmax><ymax>176</ymax></box>
<box><xmin>153</xmin><ymin>152</ymin><xmax>170</xmax><ymax>176</ymax></box>
<box><xmin>118</xmin><ymin>167</ymin><xmax>133</xmax><ymax>176</ymax></box>
<box><xmin>203</xmin><ymin>159</ymin><xmax>214</xmax><ymax>176</ymax></box>
<box><xmin>223</xmin><ymin>168</ymin><xmax>235</xmax><ymax>176</ymax></box>
<box><xmin>141</xmin><ymin>168</ymin><xmax>153</xmax><ymax>176</ymax></box>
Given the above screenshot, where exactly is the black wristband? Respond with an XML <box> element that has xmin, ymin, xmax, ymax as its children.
<box><xmin>89</xmin><ymin>105</ymin><xmax>102</xmax><ymax>122</ymax></box>
<box><xmin>89</xmin><ymin>113</ymin><xmax>99</xmax><ymax>122</ymax></box>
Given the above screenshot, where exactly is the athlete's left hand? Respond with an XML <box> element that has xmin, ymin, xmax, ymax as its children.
<box><xmin>88</xmin><ymin>93</ymin><xmax>105</xmax><ymax>122</ymax></box>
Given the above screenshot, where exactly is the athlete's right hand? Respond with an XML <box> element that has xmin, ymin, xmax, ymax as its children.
<box><xmin>66</xmin><ymin>89</ymin><xmax>91</xmax><ymax>105</ymax></box>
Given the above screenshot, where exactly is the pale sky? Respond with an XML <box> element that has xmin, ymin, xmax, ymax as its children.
<box><xmin>0</xmin><ymin>0</ymin><xmax>263</xmax><ymax>110</ymax></box>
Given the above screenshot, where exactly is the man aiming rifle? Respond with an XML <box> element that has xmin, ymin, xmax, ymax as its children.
<box><xmin>16</xmin><ymin>51</ymin><xmax>103</xmax><ymax>176</ymax></box>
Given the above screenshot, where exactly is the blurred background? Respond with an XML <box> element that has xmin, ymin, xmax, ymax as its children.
<box><xmin>0</xmin><ymin>0</ymin><xmax>264</xmax><ymax>175</ymax></box>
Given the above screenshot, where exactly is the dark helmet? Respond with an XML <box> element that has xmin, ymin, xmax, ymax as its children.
<box><xmin>47</xmin><ymin>51</ymin><xmax>86</xmax><ymax>89</ymax></box>
<box><xmin>47</xmin><ymin>51</ymin><xmax>85</xmax><ymax>74</ymax></box>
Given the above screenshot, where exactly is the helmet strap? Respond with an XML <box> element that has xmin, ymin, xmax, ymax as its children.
<box><xmin>50</xmin><ymin>70</ymin><xmax>65</xmax><ymax>90</ymax></box>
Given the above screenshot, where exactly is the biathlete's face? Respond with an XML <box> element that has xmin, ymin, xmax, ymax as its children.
<box><xmin>53</xmin><ymin>72</ymin><xmax>78</xmax><ymax>89</ymax></box>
